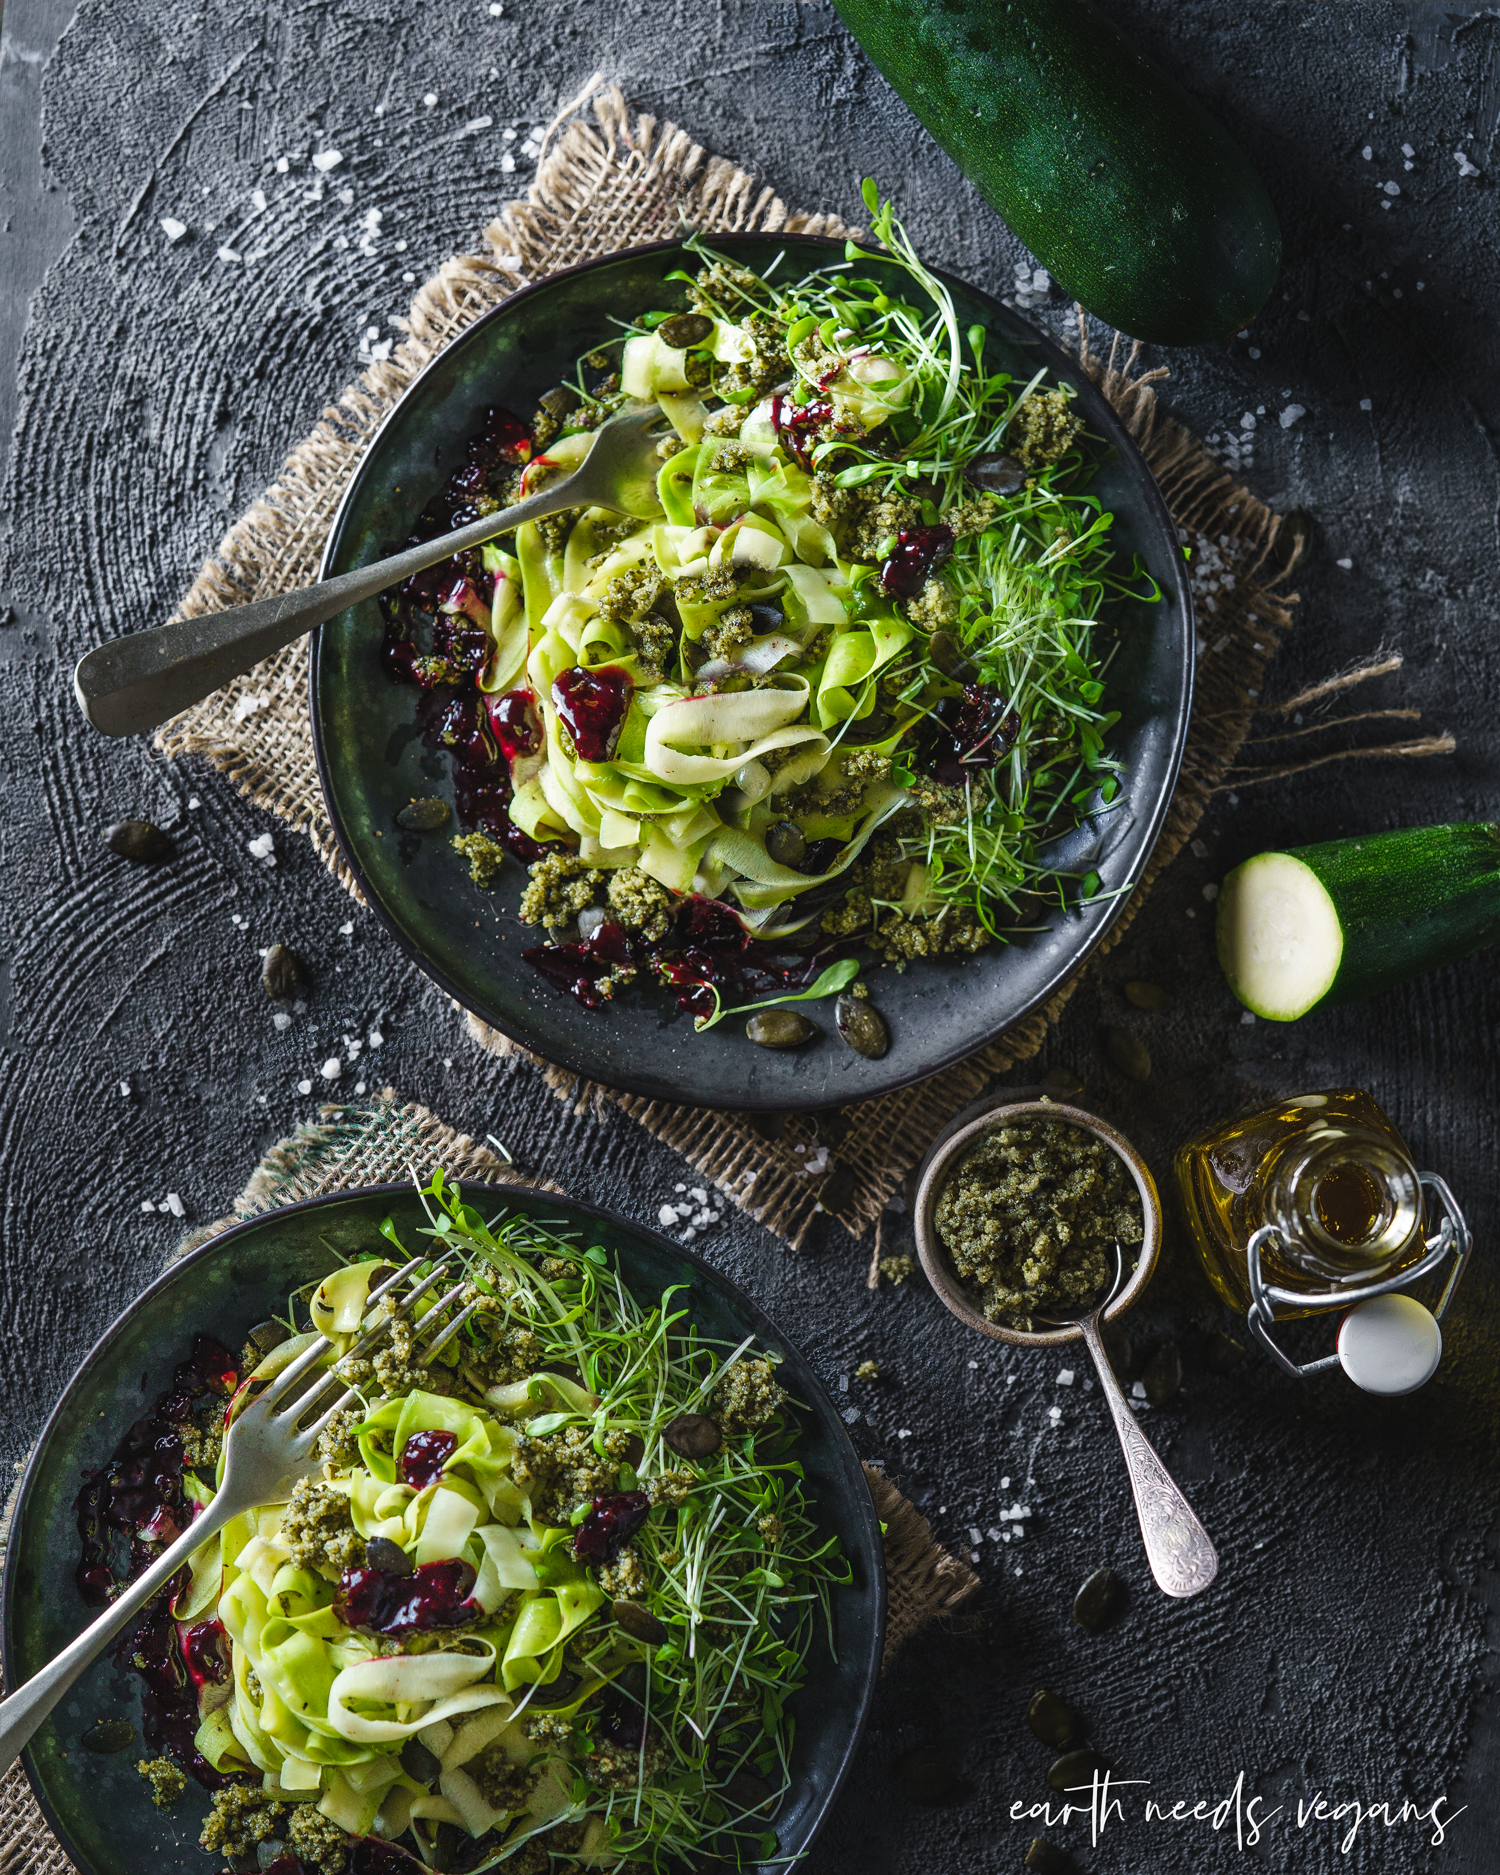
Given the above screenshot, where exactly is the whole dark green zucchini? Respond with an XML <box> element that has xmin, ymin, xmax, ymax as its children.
<box><xmin>832</xmin><ymin>0</ymin><xmax>1280</xmax><ymax>344</ymax></box>
<box><xmin>1217</xmin><ymin>823</ymin><xmax>1500</xmax><ymax>1021</ymax></box>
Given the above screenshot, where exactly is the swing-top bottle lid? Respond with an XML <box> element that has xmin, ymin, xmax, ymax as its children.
<box><xmin>1337</xmin><ymin>1294</ymin><xmax>1442</xmax><ymax>1395</ymax></box>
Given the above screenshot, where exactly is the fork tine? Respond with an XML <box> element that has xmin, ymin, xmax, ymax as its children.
<box><xmin>300</xmin><ymin>1384</ymin><xmax>364</xmax><ymax>1444</ymax></box>
<box><xmin>256</xmin><ymin>1332</ymin><xmax>336</xmax><ymax>1412</ymax></box>
<box><xmin>419</xmin><ymin>1296</ymin><xmax>483</xmax><ymax>1364</ymax></box>
<box><xmin>332</xmin><ymin>1252</ymin><xmax>460</xmax><ymax>1369</ymax></box>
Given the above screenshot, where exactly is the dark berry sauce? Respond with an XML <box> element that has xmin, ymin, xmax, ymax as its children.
<box><xmin>922</xmin><ymin>684</ymin><xmax>1022</xmax><ymax>787</ymax></box>
<box><xmin>335</xmin><ymin>1557</ymin><xmax>481</xmax><ymax>1636</ymax></box>
<box><xmin>399</xmin><ymin>1427</ymin><xmax>458</xmax><ymax>1490</ymax></box>
<box><xmin>379</xmin><ymin>404</ymin><xmax>554</xmax><ymax>863</ymax></box>
<box><xmin>552</xmin><ymin>666</ymin><xmax>633</xmax><ymax>763</ymax></box>
<box><xmin>485</xmin><ymin>688</ymin><xmax>543</xmax><ymax>765</ymax></box>
<box><xmin>573</xmin><ymin>1490</ymin><xmax>650</xmax><ymax>1567</ymax></box>
<box><xmin>522</xmin><ymin>893</ymin><xmax>823</xmax><ymax>1017</ymax></box>
<box><xmin>770</xmin><ymin>392</ymin><xmax>834</xmax><ymax>470</ymax></box>
<box><xmin>74</xmin><ymin>1336</ymin><xmax>240</xmax><ymax>1788</ymax></box>
<box><xmin>880</xmin><ymin>524</ymin><xmax>955</xmax><ymax>599</ymax></box>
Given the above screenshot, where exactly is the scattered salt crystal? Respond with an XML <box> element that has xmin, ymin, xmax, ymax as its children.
<box><xmin>161</xmin><ymin>217</ymin><xmax>188</xmax><ymax>243</ymax></box>
<box><xmin>987</xmin><ymin>1526</ymin><xmax>1003</xmax><ymax>1542</ymax></box>
<box><xmin>1203</xmin><ymin>882</ymin><xmax>1219</xmax><ymax>902</ymax></box>
<box><xmin>367</xmin><ymin>1028</ymin><xmax>384</xmax><ymax>1047</ymax></box>
<box><xmin>1132</xmin><ymin>1380</ymin><xmax>1148</xmax><ymax>1400</ymax></box>
<box><xmin>658</xmin><ymin>1204</ymin><xmax>676</xmax><ymax>1227</ymax></box>
<box><xmin>165</xmin><ymin>1193</ymin><xmax>185</xmax><ymax>1219</ymax></box>
<box><xmin>340</xmin><ymin>920</ymin><xmax>354</xmax><ymax>935</ymax></box>
<box><xmin>1240</xmin><ymin>412</ymin><xmax>1256</xmax><ymax>430</ymax></box>
<box><xmin>275</xmin><ymin>155</ymin><xmax>290</xmax><ymax>173</ymax></box>
<box><xmin>247</xmin><ymin>831</ymin><xmax>276</xmax><ymax>864</ymax></box>
<box><xmin>423</xmin><ymin>92</ymin><xmax>438</xmax><ymax>108</ymax></box>
<box><xmin>1001</xmin><ymin>1476</ymin><xmax>1010</xmax><ymax>1488</ymax></box>
<box><xmin>337</xmin><ymin>186</ymin><xmax>355</xmax><ymax>205</ymax></box>
<box><xmin>141</xmin><ymin>1201</ymin><xmax>156</xmax><ymax>1214</ymax></box>
<box><xmin>297</xmin><ymin>1078</ymin><xmax>313</xmax><ymax>1094</ymax></box>
<box><xmin>216</xmin><ymin>246</ymin><xmax>243</xmax><ymax>264</ymax></box>
<box><xmin>1190</xmin><ymin>837</ymin><xmax>1208</xmax><ymax>859</ymax></box>
<box><xmin>394</xmin><ymin>238</ymin><xmax>409</xmax><ymax>252</ymax></box>
<box><xmin>187</xmin><ymin>795</ymin><xmax>200</xmax><ymax>809</ymax></box>
<box><xmin>1417</xmin><ymin>281</ymin><xmax>1425</xmax><ymax>291</ymax></box>
<box><xmin>1361</xmin><ymin>145</ymin><xmax>1372</xmax><ymax>160</ymax></box>
<box><xmin>689</xmin><ymin>1188</ymin><xmax>707</xmax><ymax>1204</ymax></box>
<box><xmin>232</xmin><ymin>691</ymin><xmax>268</xmax><ymax>723</ymax></box>
<box><xmin>897</xmin><ymin>1428</ymin><xmax>911</xmax><ymax>1439</ymax></box>
<box><xmin>967</xmin><ymin>1360</ymin><xmax>978</xmax><ymax>1370</ymax></box>
<box><xmin>250</xmin><ymin>188</ymin><xmax>267</xmax><ymax>212</ymax></box>
<box><xmin>1279</xmin><ymin>404</ymin><xmax>1306</xmax><ymax>429</ymax></box>
<box><xmin>1454</xmin><ymin>149</ymin><xmax>1482</xmax><ymax>179</ymax></box>
<box><xmin>489</xmin><ymin>2</ymin><xmax>503</xmax><ymax>12</ymax></box>
<box><xmin>1404</xmin><ymin>161</ymin><xmax>1414</xmax><ymax>172</ymax></box>
<box><xmin>839</xmin><ymin>1375</ymin><xmax>849</xmax><ymax>1392</ymax></box>
<box><xmin>500</xmin><ymin>153</ymin><xmax>516</xmax><ymax>174</ymax></box>
<box><xmin>1359</xmin><ymin>397</ymin><xmax>1373</xmax><ymax>411</ymax></box>
<box><xmin>968</xmin><ymin>1526</ymin><xmax>983</xmax><ymax>1546</ymax></box>
<box><xmin>321</xmin><ymin>1058</ymin><xmax>342</xmax><ymax>1080</ymax></box>
<box><xmin>675</xmin><ymin>1183</ymin><xmax>685</xmax><ymax>1192</ymax></box>
<box><xmin>1337</xmin><ymin>557</ymin><xmax>1354</xmax><ymax>570</ymax></box>
<box><xmin>1228</xmin><ymin>792</ymin><xmax>1239</xmax><ymax>805</ymax></box>
<box><xmin>1382</xmin><ymin>181</ymin><xmax>1400</xmax><ymax>197</ymax></box>
<box><xmin>402</xmin><ymin>271</ymin><xmax>415</xmax><ymax>283</ymax></box>
<box><xmin>119</xmin><ymin>1079</ymin><xmax>131</xmax><ymax>1097</ymax></box>
<box><xmin>1057</xmin><ymin>1368</ymin><xmax>1075</xmax><ymax>1387</ymax></box>
<box><xmin>463</xmin><ymin>116</ymin><xmax>493</xmax><ymax>133</ymax></box>
<box><xmin>842</xmin><ymin>1407</ymin><xmax>860</xmax><ymax>1425</ymax></box>
<box><xmin>273</xmin><ymin>1011</ymin><xmax>291</xmax><ymax>1032</ymax></box>
<box><xmin>1402</xmin><ymin>142</ymin><xmax>1415</xmax><ymax>158</ymax></box>
<box><xmin>1240</xmin><ymin>1011</ymin><xmax>1256</xmax><ymax>1026</ymax></box>
<box><xmin>1186</xmin><ymin>908</ymin><xmax>1196</xmax><ymax>919</ymax></box>
<box><xmin>1249</xmin><ymin>346</ymin><xmax>1261</xmax><ymax>359</ymax></box>
<box><xmin>1048</xmin><ymin>1404</ymin><xmax>1062</xmax><ymax>1422</ymax></box>
<box><xmin>312</xmin><ymin>149</ymin><xmax>343</xmax><ymax>173</ymax></box>
<box><xmin>355</xmin><ymin>1081</ymin><xmax>366</xmax><ymax>1095</ymax></box>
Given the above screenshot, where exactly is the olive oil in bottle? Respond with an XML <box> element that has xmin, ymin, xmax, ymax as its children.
<box><xmin>1175</xmin><ymin>1089</ymin><xmax>1426</xmax><ymax>1317</ymax></box>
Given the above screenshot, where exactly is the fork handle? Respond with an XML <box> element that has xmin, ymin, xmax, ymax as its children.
<box><xmin>1078</xmin><ymin>1315</ymin><xmax>1219</xmax><ymax>1599</ymax></box>
<box><xmin>0</xmin><ymin>1492</ymin><xmax>239</xmax><ymax>1777</ymax></box>
<box><xmin>71</xmin><ymin>478</ymin><xmax>578</xmax><ymax>740</ymax></box>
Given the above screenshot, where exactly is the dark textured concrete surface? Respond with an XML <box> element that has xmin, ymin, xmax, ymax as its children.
<box><xmin>2</xmin><ymin>2</ymin><xmax>1500</xmax><ymax>1869</ymax></box>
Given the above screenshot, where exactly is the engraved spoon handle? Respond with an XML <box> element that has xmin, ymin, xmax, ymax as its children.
<box><xmin>1078</xmin><ymin>1312</ymin><xmax>1219</xmax><ymax>1598</ymax></box>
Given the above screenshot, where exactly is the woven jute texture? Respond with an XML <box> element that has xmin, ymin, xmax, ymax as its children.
<box><xmin>155</xmin><ymin>84</ymin><xmax>1310</xmax><ymax>1253</ymax></box>
<box><xmin>0</xmin><ymin>1088</ymin><xmax>976</xmax><ymax>1872</ymax></box>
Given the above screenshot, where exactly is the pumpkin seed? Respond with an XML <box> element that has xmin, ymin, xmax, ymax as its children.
<box><xmin>722</xmin><ymin>1771</ymin><xmax>776</xmax><ymax>1816</ymax></box>
<box><xmin>894</xmin><ymin>1743</ymin><xmax>968</xmax><ymax>1804</ymax></box>
<box><xmin>1072</xmin><ymin>1566</ymin><xmax>1121</xmax><ymax>1632</ymax></box>
<box><xmin>1047</xmin><ymin>1748</ymin><xmax>1110</xmax><ymax>1793</ymax></box>
<box><xmin>1040</xmin><ymin>1065</ymin><xmax>1084</xmax><ymax>1099</ymax></box>
<box><xmin>662</xmin><ymin>1412</ymin><xmax>721</xmax><ymax>1459</ymax></box>
<box><xmin>1123</xmin><ymin>979</ymin><xmax>1172</xmax><ymax>1012</ymax></box>
<box><xmin>244</xmin><ymin>1319</ymin><xmax>290</xmax><ymax>1361</ymax></box>
<box><xmin>1203</xmin><ymin>1329</ymin><xmax>1247</xmax><ymax>1373</ymax></box>
<box><xmin>82</xmin><ymin>1718</ymin><xmax>135</xmax><ymax>1754</ymax></box>
<box><xmin>764</xmin><ymin>820</ymin><xmax>808</xmax><ymax>868</ymax></box>
<box><xmin>1103</xmin><ymin>1025</ymin><xmax>1151</xmax><ymax>1082</ymax></box>
<box><xmin>105</xmin><ymin>819</ymin><xmax>172</xmax><ymax>863</ymax></box>
<box><xmin>613</xmin><ymin>1599</ymin><xmax>668</xmax><ymax>1645</ymax></box>
<box><xmin>927</xmin><ymin>630</ymin><xmax>978</xmax><ymax>682</ymax></box>
<box><xmin>1143</xmin><ymin>1340</ymin><xmax>1183</xmax><ymax>1406</ymax></box>
<box><xmin>818</xmin><ymin>1162</ymin><xmax>856</xmax><ymax>1214</ymax></box>
<box><xmin>400</xmin><ymin>1738</ymin><xmax>441</xmax><ymax>1783</ymax></box>
<box><xmin>366</xmin><ymin>1536</ymin><xmax>414</xmax><ymax>1577</ymax></box>
<box><xmin>255</xmin><ymin>1842</ymin><xmax>286</xmax><ymax>1871</ymax></box>
<box><xmin>657</xmin><ymin>312</ymin><xmax>715</xmax><ymax>349</ymax></box>
<box><xmin>964</xmin><ymin>452</ymin><xmax>1026</xmax><ymax>496</ymax></box>
<box><xmin>836</xmin><ymin>992</ymin><xmax>889</xmax><ymax>1059</ymax></box>
<box><xmin>261</xmin><ymin>943</ymin><xmax>306</xmax><ymax>1001</ymax></box>
<box><xmin>1027</xmin><ymin>1689</ymin><xmax>1077</xmax><ymax>1750</ymax></box>
<box><xmin>1024</xmin><ymin>1840</ymin><xmax>1071</xmax><ymax>1874</ymax></box>
<box><xmin>396</xmin><ymin>796</ymin><xmax>450</xmax><ymax>831</ymax></box>
<box><xmin>747</xmin><ymin>1009</ymin><xmax>817</xmax><ymax>1049</ymax></box>
<box><xmin>537</xmin><ymin>384</ymin><xmax>580</xmax><ymax>420</ymax></box>
<box><xmin>529</xmin><ymin>1670</ymin><xmax>581</xmax><ymax>1708</ymax></box>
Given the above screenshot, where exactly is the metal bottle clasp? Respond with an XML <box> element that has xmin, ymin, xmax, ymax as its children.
<box><xmin>1244</xmin><ymin>1173</ymin><xmax>1471</xmax><ymax>1380</ymax></box>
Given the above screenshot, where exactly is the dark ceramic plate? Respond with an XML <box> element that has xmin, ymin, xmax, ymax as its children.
<box><xmin>311</xmin><ymin>236</ymin><xmax>1193</xmax><ymax>1109</ymax></box>
<box><xmin>2</xmin><ymin>1184</ymin><xmax>883</xmax><ymax>1875</ymax></box>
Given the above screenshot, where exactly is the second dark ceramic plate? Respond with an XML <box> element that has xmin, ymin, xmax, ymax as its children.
<box><xmin>311</xmin><ymin>236</ymin><xmax>1192</xmax><ymax>1109</ymax></box>
<box><xmin>2</xmin><ymin>1184</ymin><xmax>883</xmax><ymax>1875</ymax></box>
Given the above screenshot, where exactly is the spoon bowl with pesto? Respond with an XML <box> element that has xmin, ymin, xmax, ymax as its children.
<box><xmin>914</xmin><ymin>1101</ymin><xmax>1218</xmax><ymax>1599</ymax></box>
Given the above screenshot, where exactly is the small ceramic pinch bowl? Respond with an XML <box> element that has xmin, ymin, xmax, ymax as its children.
<box><xmin>913</xmin><ymin>1100</ymin><xmax>1163</xmax><ymax>1347</ymax></box>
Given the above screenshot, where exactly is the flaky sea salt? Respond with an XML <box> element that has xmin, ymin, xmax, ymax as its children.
<box><xmin>273</xmin><ymin>1011</ymin><xmax>291</xmax><ymax>1031</ymax></box>
<box><xmin>297</xmin><ymin>1078</ymin><xmax>313</xmax><ymax>1094</ymax></box>
<box><xmin>1241</xmin><ymin>1011</ymin><xmax>1256</xmax><ymax>1026</ymax></box>
<box><xmin>165</xmin><ymin>1193</ymin><xmax>186</xmax><ymax>1219</ymax></box>
<box><xmin>161</xmin><ymin>217</ymin><xmax>188</xmax><ymax>243</ymax></box>
<box><xmin>1279</xmin><ymin>404</ymin><xmax>1306</xmax><ymax>429</ymax></box>
<box><xmin>312</xmin><ymin>149</ymin><xmax>343</xmax><ymax>173</ymax></box>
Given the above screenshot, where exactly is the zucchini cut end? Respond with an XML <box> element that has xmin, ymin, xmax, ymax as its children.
<box><xmin>1217</xmin><ymin>851</ymin><xmax>1344</xmax><ymax>1021</ymax></box>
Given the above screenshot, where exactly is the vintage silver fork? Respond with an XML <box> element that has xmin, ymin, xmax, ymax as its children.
<box><xmin>0</xmin><ymin>1248</ymin><xmax>482</xmax><ymax>1776</ymax></box>
<box><xmin>73</xmin><ymin>401</ymin><xmax>674</xmax><ymax>737</ymax></box>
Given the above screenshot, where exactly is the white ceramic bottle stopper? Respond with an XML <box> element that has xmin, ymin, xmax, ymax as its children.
<box><xmin>1336</xmin><ymin>1293</ymin><xmax>1443</xmax><ymax>1395</ymax></box>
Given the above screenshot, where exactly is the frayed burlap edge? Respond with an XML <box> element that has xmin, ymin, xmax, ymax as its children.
<box><xmin>0</xmin><ymin>1095</ymin><xmax>966</xmax><ymax>1875</ymax></box>
<box><xmin>154</xmin><ymin>86</ymin><xmax>848</xmax><ymax>896</ymax></box>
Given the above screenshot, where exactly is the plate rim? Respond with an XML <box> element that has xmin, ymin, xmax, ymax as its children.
<box><xmin>309</xmin><ymin>233</ymin><xmax>1194</xmax><ymax>1110</ymax></box>
<box><xmin>2</xmin><ymin>1179</ymin><xmax>886</xmax><ymax>1875</ymax></box>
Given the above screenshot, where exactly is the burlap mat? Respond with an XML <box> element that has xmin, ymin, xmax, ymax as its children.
<box><xmin>153</xmin><ymin>84</ymin><xmax>1447</xmax><ymax>1252</ymax></box>
<box><xmin>0</xmin><ymin>1088</ymin><xmax>976</xmax><ymax>1872</ymax></box>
